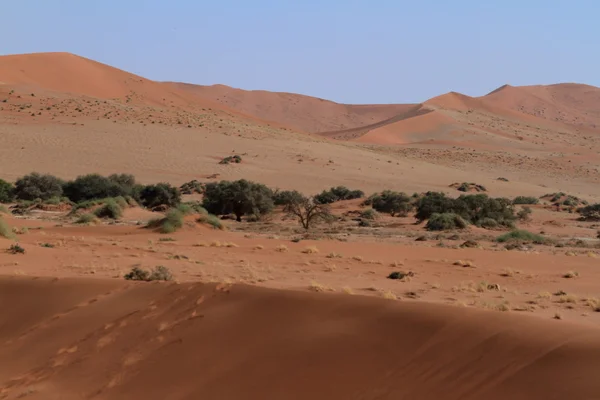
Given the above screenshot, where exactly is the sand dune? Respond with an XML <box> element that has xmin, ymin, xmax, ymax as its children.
<box><xmin>166</xmin><ymin>82</ymin><xmax>414</xmax><ymax>133</ymax></box>
<box><xmin>1</xmin><ymin>276</ymin><xmax>599</xmax><ymax>400</ymax></box>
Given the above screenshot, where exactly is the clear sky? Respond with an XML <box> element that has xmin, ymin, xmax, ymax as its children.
<box><xmin>1</xmin><ymin>0</ymin><xmax>598</xmax><ymax>104</ymax></box>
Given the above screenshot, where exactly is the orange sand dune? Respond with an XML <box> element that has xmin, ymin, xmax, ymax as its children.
<box><xmin>0</xmin><ymin>52</ymin><xmax>224</xmax><ymax>110</ymax></box>
<box><xmin>1</xmin><ymin>276</ymin><xmax>599</xmax><ymax>400</ymax></box>
<box><xmin>481</xmin><ymin>83</ymin><xmax>600</xmax><ymax>130</ymax></box>
<box><xmin>166</xmin><ymin>82</ymin><xmax>414</xmax><ymax>133</ymax></box>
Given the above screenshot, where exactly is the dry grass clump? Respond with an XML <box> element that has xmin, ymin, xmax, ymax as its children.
<box><xmin>341</xmin><ymin>286</ymin><xmax>354</xmax><ymax>295</ymax></box>
<box><xmin>302</xmin><ymin>246</ymin><xmax>319</xmax><ymax>254</ymax></box>
<box><xmin>0</xmin><ymin>217</ymin><xmax>15</xmax><ymax>239</ymax></box>
<box><xmin>223</xmin><ymin>242</ymin><xmax>238</xmax><ymax>248</ymax></box>
<box><xmin>381</xmin><ymin>290</ymin><xmax>397</xmax><ymax>300</ymax></box>
<box><xmin>253</xmin><ymin>245</ymin><xmax>264</xmax><ymax>250</ymax></box>
<box><xmin>308</xmin><ymin>281</ymin><xmax>332</xmax><ymax>292</ymax></box>
<box><xmin>558</xmin><ymin>294</ymin><xmax>578</xmax><ymax>304</ymax></box>
<box><xmin>352</xmin><ymin>255</ymin><xmax>364</xmax><ymax>262</ymax></box>
<box><xmin>453</xmin><ymin>260</ymin><xmax>476</xmax><ymax>268</ymax></box>
<box><xmin>563</xmin><ymin>271</ymin><xmax>579</xmax><ymax>279</ymax></box>
<box><xmin>275</xmin><ymin>244</ymin><xmax>289</xmax><ymax>252</ymax></box>
<box><xmin>326</xmin><ymin>252</ymin><xmax>342</xmax><ymax>259</ymax></box>
<box><xmin>537</xmin><ymin>291</ymin><xmax>552</xmax><ymax>299</ymax></box>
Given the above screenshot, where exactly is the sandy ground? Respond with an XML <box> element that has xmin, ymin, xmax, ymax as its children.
<box><xmin>2</xmin><ymin>52</ymin><xmax>600</xmax><ymax>399</ymax></box>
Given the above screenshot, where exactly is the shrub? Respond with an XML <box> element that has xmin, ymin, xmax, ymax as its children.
<box><xmin>14</xmin><ymin>173</ymin><xmax>64</xmax><ymax>201</ymax></box>
<box><xmin>139</xmin><ymin>183</ymin><xmax>181</xmax><ymax>209</ymax></box>
<box><xmin>124</xmin><ymin>266</ymin><xmax>173</xmax><ymax>281</ymax></box>
<box><xmin>426</xmin><ymin>213</ymin><xmax>468</xmax><ymax>231</ymax></box>
<box><xmin>360</xmin><ymin>209</ymin><xmax>378</xmax><ymax>220</ymax></box>
<box><xmin>63</xmin><ymin>173</ymin><xmax>137</xmax><ymax>203</ymax></box>
<box><xmin>477</xmin><ymin>217</ymin><xmax>499</xmax><ymax>229</ymax></box>
<box><xmin>517</xmin><ymin>206</ymin><xmax>533</xmax><ymax>221</ymax></box>
<box><xmin>180</xmin><ymin>180</ymin><xmax>204</xmax><ymax>194</ymax></box>
<box><xmin>94</xmin><ymin>199</ymin><xmax>123</xmax><ymax>219</ymax></box>
<box><xmin>197</xmin><ymin>213</ymin><xmax>223</xmax><ymax>230</ymax></box>
<box><xmin>202</xmin><ymin>180</ymin><xmax>274</xmax><ymax>221</ymax></box>
<box><xmin>8</xmin><ymin>244</ymin><xmax>25</xmax><ymax>254</ymax></box>
<box><xmin>366</xmin><ymin>191</ymin><xmax>413</xmax><ymax>216</ymax></box>
<box><xmin>76</xmin><ymin>213</ymin><xmax>96</xmax><ymax>224</ymax></box>
<box><xmin>416</xmin><ymin>192</ymin><xmax>516</xmax><ymax>228</ymax></box>
<box><xmin>273</xmin><ymin>190</ymin><xmax>305</xmax><ymax>206</ymax></box>
<box><xmin>219</xmin><ymin>155</ymin><xmax>242</xmax><ymax>164</ymax></box>
<box><xmin>513</xmin><ymin>196</ymin><xmax>539</xmax><ymax>205</ymax></box>
<box><xmin>496</xmin><ymin>230</ymin><xmax>546</xmax><ymax>244</ymax></box>
<box><xmin>147</xmin><ymin>209</ymin><xmax>184</xmax><ymax>234</ymax></box>
<box><xmin>0</xmin><ymin>179</ymin><xmax>15</xmax><ymax>203</ymax></box>
<box><xmin>314</xmin><ymin>186</ymin><xmax>364</xmax><ymax>204</ymax></box>
<box><xmin>578</xmin><ymin>204</ymin><xmax>600</xmax><ymax>221</ymax></box>
<box><xmin>0</xmin><ymin>205</ymin><xmax>8</xmax><ymax>214</ymax></box>
<box><xmin>0</xmin><ymin>217</ymin><xmax>14</xmax><ymax>239</ymax></box>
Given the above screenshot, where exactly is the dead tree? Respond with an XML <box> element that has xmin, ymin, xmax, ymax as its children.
<box><xmin>284</xmin><ymin>196</ymin><xmax>331</xmax><ymax>230</ymax></box>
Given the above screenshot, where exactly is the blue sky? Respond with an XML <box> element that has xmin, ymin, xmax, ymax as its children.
<box><xmin>1</xmin><ymin>0</ymin><xmax>598</xmax><ymax>104</ymax></box>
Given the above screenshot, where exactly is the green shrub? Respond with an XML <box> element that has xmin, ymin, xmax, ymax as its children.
<box><xmin>0</xmin><ymin>217</ymin><xmax>15</xmax><ymax>239</ymax></box>
<box><xmin>513</xmin><ymin>196</ymin><xmax>539</xmax><ymax>205</ymax></box>
<box><xmin>202</xmin><ymin>180</ymin><xmax>274</xmax><ymax>221</ymax></box>
<box><xmin>426</xmin><ymin>213</ymin><xmax>468</xmax><ymax>231</ymax></box>
<box><xmin>366</xmin><ymin>191</ymin><xmax>413</xmax><ymax>216</ymax></box>
<box><xmin>496</xmin><ymin>230</ymin><xmax>546</xmax><ymax>244</ymax></box>
<box><xmin>113</xmin><ymin>196</ymin><xmax>128</xmax><ymax>209</ymax></box>
<box><xmin>124</xmin><ymin>267</ymin><xmax>150</xmax><ymax>281</ymax></box>
<box><xmin>360</xmin><ymin>209</ymin><xmax>378</xmax><ymax>220</ymax></box>
<box><xmin>8</xmin><ymin>244</ymin><xmax>25</xmax><ymax>254</ymax></box>
<box><xmin>578</xmin><ymin>204</ymin><xmax>600</xmax><ymax>221</ymax></box>
<box><xmin>147</xmin><ymin>209</ymin><xmax>184</xmax><ymax>234</ymax></box>
<box><xmin>314</xmin><ymin>186</ymin><xmax>364</xmax><ymax>204</ymax></box>
<box><xmin>477</xmin><ymin>217</ymin><xmax>499</xmax><ymax>229</ymax></box>
<box><xmin>14</xmin><ymin>173</ymin><xmax>64</xmax><ymax>201</ymax></box>
<box><xmin>0</xmin><ymin>179</ymin><xmax>15</xmax><ymax>203</ymax></box>
<box><xmin>179</xmin><ymin>180</ymin><xmax>204</xmax><ymax>194</ymax></box>
<box><xmin>416</xmin><ymin>192</ymin><xmax>515</xmax><ymax>228</ymax></box>
<box><xmin>517</xmin><ymin>206</ymin><xmax>533</xmax><ymax>221</ymax></box>
<box><xmin>76</xmin><ymin>213</ymin><xmax>96</xmax><ymax>224</ymax></box>
<box><xmin>219</xmin><ymin>155</ymin><xmax>242</xmax><ymax>164</ymax></box>
<box><xmin>273</xmin><ymin>190</ymin><xmax>305</xmax><ymax>206</ymax></box>
<box><xmin>94</xmin><ymin>199</ymin><xmax>123</xmax><ymax>219</ymax></box>
<box><xmin>197</xmin><ymin>213</ymin><xmax>223</xmax><ymax>230</ymax></box>
<box><xmin>139</xmin><ymin>183</ymin><xmax>181</xmax><ymax>209</ymax></box>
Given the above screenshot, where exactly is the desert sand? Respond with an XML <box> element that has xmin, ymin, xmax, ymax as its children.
<box><xmin>2</xmin><ymin>52</ymin><xmax>600</xmax><ymax>399</ymax></box>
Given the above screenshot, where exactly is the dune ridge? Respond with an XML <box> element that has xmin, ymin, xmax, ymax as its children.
<box><xmin>1</xmin><ymin>277</ymin><xmax>599</xmax><ymax>399</ymax></box>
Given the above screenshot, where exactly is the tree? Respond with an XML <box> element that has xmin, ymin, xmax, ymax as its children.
<box><xmin>202</xmin><ymin>180</ymin><xmax>274</xmax><ymax>221</ymax></box>
<box><xmin>0</xmin><ymin>179</ymin><xmax>15</xmax><ymax>203</ymax></box>
<box><xmin>63</xmin><ymin>173</ymin><xmax>135</xmax><ymax>202</ymax></box>
<box><xmin>139</xmin><ymin>183</ymin><xmax>181</xmax><ymax>209</ymax></box>
<box><xmin>273</xmin><ymin>189</ymin><xmax>305</xmax><ymax>206</ymax></box>
<box><xmin>14</xmin><ymin>173</ymin><xmax>64</xmax><ymax>201</ymax></box>
<box><xmin>284</xmin><ymin>195</ymin><xmax>331</xmax><ymax>230</ymax></box>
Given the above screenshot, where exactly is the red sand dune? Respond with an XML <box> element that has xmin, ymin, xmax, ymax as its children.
<box><xmin>1</xmin><ymin>277</ymin><xmax>599</xmax><ymax>400</ymax></box>
<box><xmin>166</xmin><ymin>82</ymin><xmax>414</xmax><ymax>133</ymax></box>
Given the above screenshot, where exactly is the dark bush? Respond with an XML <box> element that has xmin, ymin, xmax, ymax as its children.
<box><xmin>416</xmin><ymin>192</ymin><xmax>516</xmax><ymax>228</ymax></box>
<box><xmin>63</xmin><ymin>174</ymin><xmax>137</xmax><ymax>203</ymax></box>
<box><xmin>513</xmin><ymin>196</ymin><xmax>539</xmax><ymax>205</ymax></box>
<box><xmin>219</xmin><ymin>155</ymin><xmax>242</xmax><ymax>164</ymax></box>
<box><xmin>0</xmin><ymin>179</ymin><xmax>15</xmax><ymax>203</ymax></box>
<box><xmin>139</xmin><ymin>183</ymin><xmax>181</xmax><ymax>209</ymax></box>
<box><xmin>496</xmin><ymin>230</ymin><xmax>546</xmax><ymax>244</ymax></box>
<box><xmin>426</xmin><ymin>213</ymin><xmax>468</xmax><ymax>231</ymax></box>
<box><xmin>273</xmin><ymin>190</ymin><xmax>305</xmax><ymax>206</ymax></box>
<box><xmin>314</xmin><ymin>186</ymin><xmax>364</xmax><ymax>204</ymax></box>
<box><xmin>14</xmin><ymin>173</ymin><xmax>64</xmax><ymax>201</ymax></box>
<box><xmin>180</xmin><ymin>180</ymin><xmax>204</xmax><ymax>194</ymax></box>
<box><xmin>124</xmin><ymin>265</ymin><xmax>173</xmax><ymax>281</ymax></box>
<box><xmin>202</xmin><ymin>180</ymin><xmax>274</xmax><ymax>221</ymax></box>
<box><xmin>367</xmin><ymin>191</ymin><xmax>413</xmax><ymax>216</ymax></box>
<box><xmin>578</xmin><ymin>204</ymin><xmax>600</xmax><ymax>221</ymax></box>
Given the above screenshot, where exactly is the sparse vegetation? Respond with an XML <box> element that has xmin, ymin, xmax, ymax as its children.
<box><xmin>179</xmin><ymin>180</ymin><xmax>204</xmax><ymax>194</ymax></box>
<box><xmin>76</xmin><ymin>213</ymin><xmax>97</xmax><ymax>224</ymax></box>
<box><xmin>93</xmin><ymin>199</ymin><xmax>123</xmax><ymax>219</ymax></box>
<box><xmin>7</xmin><ymin>244</ymin><xmax>25</xmax><ymax>254</ymax></box>
<box><xmin>496</xmin><ymin>230</ymin><xmax>546</xmax><ymax>244</ymax></box>
<box><xmin>0</xmin><ymin>218</ymin><xmax>15</xmax><ymax>239</ymax></box>
<box><xmin>139</xmin><ymin>182</ymin><xmax>181</xmax><ymax>209</ymax></box>
<box><xmin>578</xmin><ymin>204</ymin><xmax>600</xmax><ymax>221</ymax></box>
<box><xmin>197</xmin><ymin>213</ymin><xmax>223</xmax><ymax>230</ymax></box>
<box><xmin>302</xmin><ymin>246</ymin><xmax>319</xmax><ymax>254</ymax></box>
<box><xmin>517</xmin><ymin>206</ymin><xmax>533</xmax><ymax>221</ymax></box>
<box><xmin>563</xmin><ymin>271</ymin><xmax>579</xmax><ymax>279</ymax></box>
<box><xmin>219</xmin><ymin>155</ymin><xmax>242</xmax><ymax>164</ymax></box>
<box><xmin>513</xmin><ymin>196</ymin><xmax>539</xmax><ymax>205</ymax></box>
<box><xmin>124</xmin><ymin>265</ymin><xmax>173</xmax><ymax>281</ymax></box>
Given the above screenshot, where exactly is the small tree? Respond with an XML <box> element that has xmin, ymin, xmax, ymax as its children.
<box><xmin>273</xmin><ymin>189</ymin><xmax>305</xmax><ymax>206</ymax></box>
<box><xmin>63</xmin><ymin>173</ymin><xmax>135</xmax><ymax>202</ymax></box>
<box><xmin>202</xmin><ymin>180</ymin><xmax>274</xmax><ymax>221</ymax></box>
<box><xmin>367</xmin><ymin>190</ymin><xmax>413</xmax><ymax>216</ymax></box>
<box><xmin>14</xmin><ymin>172</ymin><xmax>64</xmax><ymax>201</ymax></box>
<box><xmin>284</xmin><ymin>195</ymin><xmax>331</xmax><ymax>230</ymax></box>
<box><xmin>0</xmin><ymin>179</ymin><xmax>15</xmax><ymax>203</ymax></box>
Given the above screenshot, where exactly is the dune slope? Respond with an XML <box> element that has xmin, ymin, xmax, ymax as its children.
<box><xmin>1</xmin><ymin>277</ymin><xmax>599</xmax><ymax>400</ymax></box>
